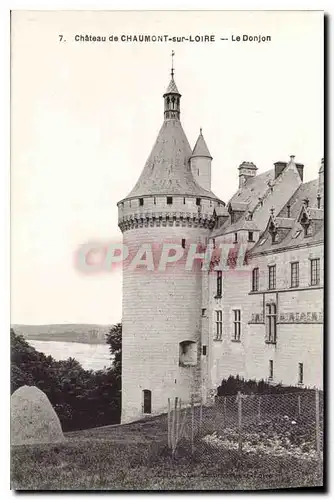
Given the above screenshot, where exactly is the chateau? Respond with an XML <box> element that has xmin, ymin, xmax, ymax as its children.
<box><xmin>117</xmin><ymin>70</ymin><xmax>324</xmax><ymax>423</ymax></box>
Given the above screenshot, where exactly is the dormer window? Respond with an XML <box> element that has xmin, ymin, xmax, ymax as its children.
<box><xmin>167</xmin><ymin>197</ymin><xmax>173</xmax><ymax>205</ymax></box>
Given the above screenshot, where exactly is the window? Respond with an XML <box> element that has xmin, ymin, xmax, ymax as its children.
<box><xmin>290</xmin><ymin>262</ymin><xmax>299</xmax><ymax>288</ymax></box>
<box><xmin>167</xmin><ymin>197</ymin><xmax>173</xmax><ymax>205</ymax></box>
<box><xmin>143</xmin><ymin>390</ymin><xmax>152</xmax><ymax>414</ymax></box>
<box><xmin>196</xmin><ymin>198</ymin><xmax>201</xmax><ymax>206</ymax></box>
<box><xmin>154</xmin><ymin>197</ymin><xmax>156</xmax><ymax>205</ymax></box>
<box><xmin>268</xmin><ymin>265</ymin><xmax>276</xmax><ymax>290</ymax></box>
<box><xmin>183</xmin><ymin>197</ymin><xmax>186</xmax><ymax>204</ymax></box>
<box><xmin>287</xmin><ymin>204</ymin><xmax>291</xmax><ymax>218</ymax></box>
<box><xmin>181</xmin><ymin>238</ymin><xmax>186</xmax><ymax>249</ymax></box>
<box><xmin>179</xmin><ymin>341</ymin><xmax>197</xmax><ymax>366</ymax></box>
<box><xmin>197</xmin><ymin>169</ymin><xmax>199</xmax><ymax>176</ymax></box>
<box><xmin>234</xmin><ymin>232</ymin><xmax>238</xmax><ymax>243</ymax></box>
<box><xmin>232</xmin><ymin>310</ymin><xmax>241</xmax><ymax>341</ymax></box>
<box><xmin>310</xmin><ymin>258</ymin><xmax>320</xmax><ymax>286</ymax></box>
<box><xmin>202</xmin><ymin>345</ymin><xmax>207</xmax><ymax>356</ymax></box>
<box><xmin>139</xmin><ymin>198</ymin><xmax>144</xmax><ymax>206</ymax></box>
<box><xmin>317</xmin><ymin>195</ymin><xmax>321</xmax><ymax>209</ymax></box>
<box><xmin>212</xmin><ymin>238</ymin><xmax>216</xmax><ymax>249</ymax></box>
<box><xmin>216</xmin><ymin>271</ymin><xmax>222</xmax><ymax>297</ymax></box>
<box><xmin>269</xmin><ymin>360</ymin><xmax>274</xmax><ymax>380</ymax></box>
<box><xmin>202</xmin><ymin>308</ymin><xmax>206</xmax><ymax>317</ymax></box>
<box><xmin>252</xmin><ymin>268</ymin><xmax>259</xmax><ymax>292</ymax></box>
<box><xmin>298</xmin><ymin>363</ymin><xmax>304</xmax><ymax>385</ymax></box>
<box><xmin>215</xmin><ymin>311</ymin><xmax>222</xmax><ymax>340</ymax></box>
<box><xmin>266</xmin><ymin>304</ymin><xmax>277</xmax><ymax>343</ymax></box>
<box><xmin>248</xmin><ymin>231</ymin><xmax>254</xmax><ymax>242</ymax></box>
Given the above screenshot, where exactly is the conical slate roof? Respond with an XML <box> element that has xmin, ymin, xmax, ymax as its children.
<box><xmin>125</xmin><ymin>119</ymin><xmax>219</xmax><ymax>199</ymax></box>
<box><xmin>191</xmin><ymin>130</ymin><xmax>212</xmax><ymax>158</ymax></box>
<box><xmin>164</xmin><ymin>77</ymin><xmax>180</xmax><ymax>95</ymax></box>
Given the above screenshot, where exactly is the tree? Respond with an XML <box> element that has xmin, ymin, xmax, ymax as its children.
<box><xmin>105</xmin><ymin>323</ymin><xmax>122</xmax><ymax>381</ymax></box>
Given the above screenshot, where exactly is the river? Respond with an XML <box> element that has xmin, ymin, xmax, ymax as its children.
<box><xmin>28</xmin><ymin>340</ymin><xmax>112</xmax><ymax>371</ymax></box>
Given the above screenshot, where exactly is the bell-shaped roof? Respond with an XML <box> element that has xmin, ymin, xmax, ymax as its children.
<box><xmin>191</xmin><ymin>129</ymin><xmax>212</xmax><ymax>159</ymax></box>
<box><xmin>125</xmin><ymin>119</ymin><xmax>219</xmax><ymax>199</ymax></box>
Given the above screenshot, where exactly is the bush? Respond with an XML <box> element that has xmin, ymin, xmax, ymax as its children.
<box><xmin>216</xmin><ymin>375</ymin><xmax>316</xmax><ymax>396</ymax></box>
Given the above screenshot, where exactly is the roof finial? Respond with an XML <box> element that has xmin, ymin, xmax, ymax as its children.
<box><xmin>171</xmin><ymin>50</ymin><xmax>175</xmax><ymax>77</ymax></box>
<box><xmin>200</xmin><ymin>127</ymin><xmax>202</xmax><ymax>135</ymax></box>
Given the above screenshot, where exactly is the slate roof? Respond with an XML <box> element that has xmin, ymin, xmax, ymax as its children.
<box><xmin>229</xmin><ymin>169</ymin><xmax>275</xmax><ymax>211</ymax></box>
<box><xmin>250</xmin><ymin>179</ymin><xmax>324</xmax><ymax>255</ymax></box>
<box><xmin>191</xmin><ymin>131</ymin><xmax>212</xmax><ymax>158</ymax></box>
<box><xmin>124</xmin><ymin>118</ymin><xmax>220</xmax><ymax>200</ymax></box>
<box><xmin>222</xmin><ymin>219</ymin><xmax>260</xmax><ymax>235</ymax></box>
<box><xmin>164</xmin><ymin>77</ymin><xmax>180</xmax><ymax>95</ymax></box>
<box><xmin>212</xmin><ymin>169</ymin><xmax>275</xmax><ymax>237</ymax></box>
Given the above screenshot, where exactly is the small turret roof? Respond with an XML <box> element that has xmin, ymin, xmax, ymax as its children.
<box><xmin>164</xmin><ymin>77</ymin><xmax>180</xmax><ymax>95</ymax></box>
<box><xmin>191</xmin><ymin>129</ymin><xmax>212</xmax><ymax>159</ymax></box>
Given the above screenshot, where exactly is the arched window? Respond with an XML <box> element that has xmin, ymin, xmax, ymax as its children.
<box><xmin>266</xmin><ymin>303</ymin><xmax>277</xmax><ymax>343</ymax></box>
<box><xmin>179</xmin><ymin>341</ymin><xmax>197</xmax><ymax>366</ymax></box>
<box><xmin>142</xmin><ymin>389</ymin><xmax>152</xmax><ymax>414</ymax></box>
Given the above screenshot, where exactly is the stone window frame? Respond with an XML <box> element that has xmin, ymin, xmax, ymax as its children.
<box><xmin>215</xmin><ymin>310</ymin><xmax>222</xmax><ymax>340</ymax></box>
<box><xmin>268</xmin><ymin>264</ymin><xmax>276</xmax><ymax>290</ymax></box>
<box><xmin>216</xmin><ymin>270</ymin><xmax>222</xmax><ymax>298</ymax></box>
<box><xmin>290</xmin><ymin>261</ymin><xmax>299</xmax><ymax>288</ymax></box>
<box><xmin>265</xmin><ymin>302</ymin><xmax>277</xmax><ymax>344</ymax></box>
<box><xmin>310</xmin><ymin>258</ymin><xmax>320</xmax><ymax>286</ymax></box>
<box><xmin>251</xmin><ymin>267</ymin><xmax>259</xmax><ymax>292</ymax></box>
<box><xmin>298</xmin><ymin>362</ymin><xmax>304</xmax><ymax>385</ymax></box>
<box><xmin>232</xmin><ymin>309</ymin><xmax>241</xmax><ymax>342</ymax></box>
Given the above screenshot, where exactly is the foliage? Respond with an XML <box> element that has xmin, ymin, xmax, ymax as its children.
<box><xmin>105</xmin><ymin>323</ymin><xmax>122</xmax><ymax>381</ymax></box>
<box><xmin>216</xmin><ymin>375</ymin><xmax>316</xmax><ymax>397</ymax></box>
<box><xmin>11</xmin><ymin>329</ymin><xmax>121</xmax><ymax>431</ymax></box>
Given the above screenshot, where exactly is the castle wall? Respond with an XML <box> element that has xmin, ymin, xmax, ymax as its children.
<box><xmin>207</xmin><ymin>243</ymin><xmax>323</xmax><ymax>394</ymax></box>
<box><xmin>121</xmin><ymin>224</ymin><xmax>211</xmax><ymax>423</ymax></box>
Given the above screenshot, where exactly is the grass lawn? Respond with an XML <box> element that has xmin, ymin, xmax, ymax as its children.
<box><xmin>11</xmin><ymin>415</ymin><xmax>323</xmax><ymax>491</ymax></box>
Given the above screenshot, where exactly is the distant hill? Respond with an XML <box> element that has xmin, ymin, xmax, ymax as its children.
<box><xmin>11</xmin><ymin>324</ymin><xmax>111</xmax><ymax>344</ymax></box>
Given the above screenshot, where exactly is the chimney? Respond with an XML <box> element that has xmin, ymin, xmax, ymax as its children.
<box><xmin>296</xmin><ymin>162</ymin><xmax>304</xmax><ymax>181</ymax></box>
<box><xmin>274</xmin><ymin>161</ymin><xmax>287</xmax><ymax>179</ymax></box>
<box><xmin>238</xmin><ymin>161</ymin><xmax>257</xmax><ymax>188</ymax></box>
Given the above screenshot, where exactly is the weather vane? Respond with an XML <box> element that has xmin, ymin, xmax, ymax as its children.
<box><xmin>171</xmin><ymin>50</ymin><xmax>175</xmax><ymax>77</ymax></box>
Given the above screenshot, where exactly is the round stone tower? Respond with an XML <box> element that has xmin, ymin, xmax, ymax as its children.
<box><xmin>118</xmin><ymin>66</ymin><xmax>223</xmax><ymax>423</ymax></box>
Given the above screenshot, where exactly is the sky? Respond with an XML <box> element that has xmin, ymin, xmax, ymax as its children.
<box><xmin>11</xmin><ymin>10</ymin><xmax>323</xmax><ymax>325</ymax></box>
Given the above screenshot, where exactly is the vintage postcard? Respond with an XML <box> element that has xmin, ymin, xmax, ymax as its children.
<box><xmin>11</xmin><ymin>10</ymin><xmax>324</xmax><ymax>491</ymax></box>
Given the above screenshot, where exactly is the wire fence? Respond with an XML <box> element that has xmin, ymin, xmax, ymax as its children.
<box><xmin>167</xmin><ymin>390</ymin><xmax>323</xmax><ymax>464</ymax></box>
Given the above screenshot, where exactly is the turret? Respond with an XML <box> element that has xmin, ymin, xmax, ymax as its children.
<box><xmin>117</xmin><ymin>56</ymin><xmax>224</xmax><ymax>423</ymax></box>
<box><xmin>190</xmin><ymin>129</ymin><xmax>212</xmax><ymax>191</ymax></box>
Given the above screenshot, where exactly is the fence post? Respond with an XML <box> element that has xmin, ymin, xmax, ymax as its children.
<box><xmin>315</xmin><ymin>389</ymin><xmax>321</xmax><ymax>460</ymax></box>
<box><xmin>237</xmin><ymin>391</ymin><xmax>243</xmax><ymax>453</ymax></box>
<box><xmin>167</xmin><ymin>398</ymin><xmax>171</xmax><ymax>448</ymax></box>
<box><xmin>298</xmin><ymin>394</ymin><xmax>301</xmax><ymax>417</ymax></box>
<box><xmin>258</xmin><ymin>395</ymin><xmax>261</xmax><ymax>421</ymax></box>
<box><xmin>171</xmin><ymin>397</ymin><xmax>177</xmax><ymax>458</ymax></box>
<box><xmin>191</xmin><ymin>395</ymin><xmax>195</xmax><ymax>457</ymax></box>
<box><xmin>176</xmin><ymin>398</ymin><xmax>181</xmax><ymax>446</ymax></box>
